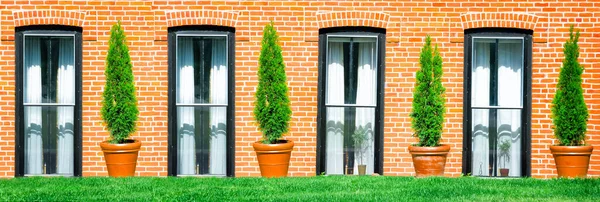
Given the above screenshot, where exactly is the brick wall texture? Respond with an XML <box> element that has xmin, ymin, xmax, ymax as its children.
<box><xmin>0</xmin><ymin>0</ymin><xmax>599</xmax><ymax>178</ymax></box>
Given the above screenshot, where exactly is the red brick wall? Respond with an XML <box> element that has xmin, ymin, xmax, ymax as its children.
<box><xmin>0</xmin><ymin>0</ymin><xmax>598</xmax><ymax>178</ymax></box>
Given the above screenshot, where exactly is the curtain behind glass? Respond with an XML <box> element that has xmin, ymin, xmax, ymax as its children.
<box><xmin>209</xmin><ymin>38</ymin><xmax>227</xmax><ymax>175</ymax></box>
<box><xmin>176</xmin><ymin>36</ymin><xmax>228</xmax><ymax>175</ymax></box>
<box><xmin>325</xmin><ymin>42</ymin><xmax>345</xmax><ymax>174</ymax></box>
<box><xmin>24</xmin><ymin>37</ymin><xmax>43</xmax><ymax>175</ymax></box>
<box><xmin>56</xmin><ymin>38</ymin><xmax>75</xmax><ymax>175</ymax></box>
<box><xmin>497</xmin><ymin>40</ymin><xmax>522</xmax><ymax>176</ymax></box>
<box><xmin>177</xmin><ymin>37</ymin><xmax>196</xmax><ymax>175</ymax></box>
<box><xmin>353</xmin><ymin>42</ymin><xmax>376</xmax><ymax>175</ymax></box>
<box><xmin>23</xmin><ymin>36</ymin><xmax>75</xmax><ymax>175</ymax></box>
<box><xmin>471</xmin><ymin>39</ymin><xmax>523</xmax><ymax>177</ymax></box>
<box><xmin>471</xmin><ymin>41</ymin><xmax>490</xmax><ymax>176</ymax></box>
<box><xmin>325</xmin><ymin>37</ymin><xmax>378</xmax><ymax>175</ymax></box>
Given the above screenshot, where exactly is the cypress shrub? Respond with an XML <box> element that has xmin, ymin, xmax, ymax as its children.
<box><xmin>410</xmin><ymin>36</ymin><xmax>446</xmax><ymax>147</ymax></box>
<box><xmin>253</xmin><ymin>22</ymin><xmax>292</xmax><ymax>144</ymax></box>
<box><xmin>101</xmin><ymin>21</ymin><xmax>139</xmax><ymax>144</ymax></box>
<box><xmin>551</xmin><ymin>26</ymin><xmax>588</xmax><ymax>146</ymax></box>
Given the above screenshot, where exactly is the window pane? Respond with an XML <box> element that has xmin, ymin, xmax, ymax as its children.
<box><xmin>497</xmin><ymin>39</ymin><xmax>523</xmax><ymax>107</ymax></box>
<box><xmin>326</xmin><ymin>37</ymin><xmax>377</xmax><ymax>105</ymax></box>
<box><xmin>496</xmin><ymin>109</ymin><xmax>522</xmax><ymax>177</ymax></box>
<box><xmin>176</xmin><ymin>106</ymin><xmax>227</xmax><ymax>175</ymax></box>
<box><xmin>24</xmin><ymin>106</ymin><xmax>74</xmax><ymax>175</ymax></box>
<box><xmin>176</xmin><ymin>36</ymin><xmax>227</xmax><ymax>104</ymax></box>
<box><xmin>471</xmin><ymin>39</ymin><xmax>492</xmax><ymax>107</ymax></box>
<box><xmin>471</xmin><ymin>108</ymin><xmax>490</xmax><ymax>176</ymax></box>
<box><xmin>469</xmin><ymin>36</ymin><xmax>527</xmax><ymax>177</ymax></box>
<box><xmin>325</xmin><ymin>107</ymin><xmax>375</xmax><ymax>175</ymax></box>
<box><xmin>23</xmin><ymin>35</ymin><xmax>75</xmax><ymax>176</ymax></box>
<box><xmin>472</xmin><ymin>38</ymin><xmax>524</xmax><ymax>108</ymax></box>
<box><xmin>23</xmin><ymin>36</ymin><xmax>75</xmax><ymax>104</ymax></box>
<box><xmin>471</xmin><ymin>109</ymin><xmax>521</xmax><ymax>177</ymax></box>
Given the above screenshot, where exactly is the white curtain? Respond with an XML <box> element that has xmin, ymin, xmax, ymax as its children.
<box><xmin>471</xmin><ymin>41</ymin><xmax>490</xmax><ymax>176</ymax></box>
<box><xmin>177</xmin><ymin>37</ymin><xmax>196</xmax><ymax>175</ymax></box>
<box><xmin>353</xmin><ymin>42</ymin><xmax>376</xmax><ymax>175</ymax></box>
<box><xmin>325</xmin><ymin>42</ymin><xmax>345</xmax><ymax>174</ymax></box>
<box><xmin>24</xmin><ymin>38</ymin><xmax>43</xmax><ymax>175</ymax></box>
<box><xmin>209</xmin><ymin>39</ymin><xmax>227</xmax><ymax>175</ymax></box>
<box><xmin>497</xmin><ymin>41</ymin><xmax>522</xmax><ymax>176</ymax></box>
<box><xmin>56</xmin><ymin>38</ymin><xmax>75</xmax><ymax>175</ymax></box>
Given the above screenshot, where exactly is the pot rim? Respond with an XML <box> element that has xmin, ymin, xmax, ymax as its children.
<box><xmin>100</xmin><ymin>139</ymin><xmax>142</xmax><ymax>150</ymax></box>
<box><xmin>549</xmin><ymin>145</ymin><xmax>593</xmax><ymax>148</ymax></box>
<box><xmin>549</xmin><ymin>145</ymin><xmax>593</xmax><ymax>154</ymax></box>
<box><xmin>252</xmin><ymin>140</ymin><xmax>294</xmax><ymax>151</ymax></box>
<box><xmin>408</xmin><ymin>144</ymin><xmax>450</xmax><ymax>151</ymax></box>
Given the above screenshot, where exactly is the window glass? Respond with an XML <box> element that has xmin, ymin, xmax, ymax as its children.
<box><xmin>175</xmin><ymin>35</ymin><xmax>228</xmax><ymax>175</ymax></box>
<box><xmin>326</xmin><ymin>37</ymin><xmax>377</xmax><ymax>105</ymax></box>
<box><xmin>470</xmin><ymin>37</ymin><xmax>524</xmax><ymax>177</ymax></box>
<box><xmin>324</xmin><ymin>36</ymin><xmax>378</xmax><ymax>175</ymax></box>
<box><xmin>23</xmin><ymin>35</ymin><xmax>75</xmax><ymax>175</ymax></box>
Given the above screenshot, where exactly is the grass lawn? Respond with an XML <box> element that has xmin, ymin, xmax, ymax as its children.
<box><xmin>0</xmin><ymin>176</ymin><xmax>599</xmax><ymax>201</ymax></box>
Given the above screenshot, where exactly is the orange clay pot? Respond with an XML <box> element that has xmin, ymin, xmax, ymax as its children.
<box><xmin>100</xmin><ymin>139</ymin><xmax>141</xmax><ymax>177</ymax></box>
<box><xmin>550</xmin><ymin>145</ymin><xmax>593</xmax><ymax>178</ymax></box>
<box><xmin>253</xmin><ymin>140</ymin><xmax>294</xmax><ymax>178</ymax></box>
<box><xmin>408</xmin><ymin>145</ymin><xmax>450</xmax><ymax>177</ymax></box>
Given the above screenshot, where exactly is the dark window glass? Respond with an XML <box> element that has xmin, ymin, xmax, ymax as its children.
<box><xmin>17</xmin><ymin>29</ymin><xmax>81</xmax><ymax>177</ymax></box>
<box><xmin>318</xmin><ymin>33</ymin><xmax>384</xmax><ymax>176</ymax></box>
<box><xmin>464</xmin><ymin>31</ymin><xmax>531</xmax><ymax>178</ymax></box>
<box><xmin>169</xmin><ymin>31</ymin><xmax>234</xmax><ymax>177</ymax></box>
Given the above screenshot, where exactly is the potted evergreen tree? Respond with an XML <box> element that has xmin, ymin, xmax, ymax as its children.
<box><xmin>99</xmin><ymin>21</ymin><xmax>141</xmax><ymax>177</ymax></box>
<box><xmin>408</xmin><ymin>36</ymin><xmax>450</xmax><ymax>177</ymax></box>
<box><xmin>252</xmin><ymin>22</ymin><xmax>293</xmax><ymax>177</ymax></box>
<box><xmin>549</xmin><ymin>26</ymin><xmax>593</xmax><ymax>178</ymax></box>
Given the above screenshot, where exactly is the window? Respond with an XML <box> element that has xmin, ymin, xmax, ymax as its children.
<box><xmin>463</xmin><ymin>29</ymin><xmax>532</xmax><ymax>177</ymax></box>
<box><xmin>15</xmin><ymin>26</ymin><xmax>82</xmax><ymax>177</ymax></box>
<box><xmin>168</xmin><ymin>27</ymin><xmax>235</xmax><ymax>176</ymax></box>
<box><xmin>317</xmin><ymin>28</ymin><xmax>385</xmax><ymax>175</ymax></box>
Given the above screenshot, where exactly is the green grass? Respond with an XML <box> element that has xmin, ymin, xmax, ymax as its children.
<box><xmin>0</xmin><ymin>176</ymin><xmax>599</xmax><ymax>201</ymax></box>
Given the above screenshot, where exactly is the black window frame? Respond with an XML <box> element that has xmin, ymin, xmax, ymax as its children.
<box><xmin>316</xmin><ymin>27</ymin><xmax>386</xmax><ymax>175</ymax></box>
<box><xmin>167</xmin><ymin>26</ymin><xmax>235</xmax><ymax>177</ymax></box>
<box><xmin>462</xmin><ymin>28</ymin><xmax>533</xmax><ymax>177</ymax></box>
<box><xmin>15</xmin><ymin>25</ymin><xmax>83</xmax><ymax>177</ymax></box>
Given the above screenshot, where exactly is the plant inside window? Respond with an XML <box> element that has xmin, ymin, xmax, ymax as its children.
<box><xmin>549</xmin><ymin>25</ymin><xmax>593</xmax><ymax>178</ymax></box>
<box><xmin>408</xmin><ymin>35</ymin><xmax>450</xmax><ymax>177</ymax></box>
<box><xmin>498</xmin><ymin>139</ymin><xmax>511</xmax><ymax>177</ymax></box>
<box><xmin>352</xmin><ymin>125</ymin><xmax>370</xmax><ymax>175</ymax></box>
<box><xmin>99</xmin><ymin>21</ymin><xmax>141</xmax><ymax>177</ymax></box>
<box><xmin>252</xmin><ymin>22</ymin><xmax>294</xmax><ymax>177</ymax></box>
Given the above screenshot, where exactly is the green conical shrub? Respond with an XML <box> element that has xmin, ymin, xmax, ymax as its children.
<box><xmin>410</xmin><ymin>36</ymin><xmax>446</xmax><ymax>147</ymax></box>
<box><xmin>253</xmin><ymin>22</ymin><xmax>292</xmax><ymax>144</ymax></box>
<box><xmin>551</xmin><ymin>26</ymin><xmax>588</xmax><ymax>146</ymax></box>
<box><xmin>101</xmin><ymin>21</ymin><xmax>139</xmax><ymax>144</ymax></box>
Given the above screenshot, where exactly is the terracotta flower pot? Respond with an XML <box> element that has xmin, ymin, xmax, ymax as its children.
<box><xmin>253</xmin><ymin>140</ymin><xmax>294</xmax><ymax>177</ymax></box>
<box><xmin>100</xmin><ymin>139</ymin><xmax>141</xmax><ymax>177</ymax></box>
<box><xmin>358</xmin><ymin>165</ymin><xmax>367</xmax><ymax>176</ymax></box>
<box><xmin>408</xmin><ymin>145</ymin><xmax>450</xmax><ymax>177</ymax></box>
<box><xmin>500</xmin><ymin>168</ymin><xmax>509</xmax><ymax>177</ymax></box>
<box><xmin>550</xmin><ymin>145</ymin><xmax>593</xmax><ymax>178</ymax></box>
